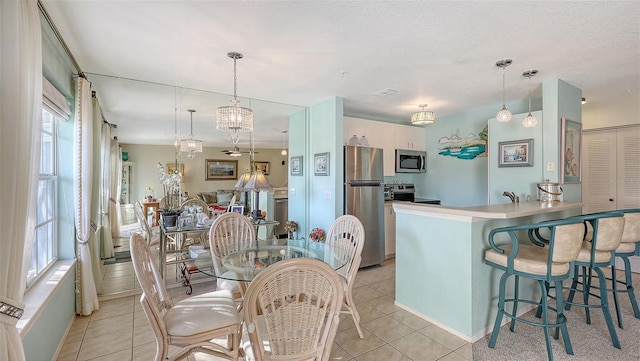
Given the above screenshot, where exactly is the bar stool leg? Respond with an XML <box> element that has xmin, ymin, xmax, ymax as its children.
<box><xmin>610</xmin><ymin>264</ymin><xmax>624</xmax><ymax>328</ymax></box>
<box><xmin>510</xmin><ymin>275</ymin><xmax>520</xmax><ymax>332</ymax></box>
<box><xmin>622</xmin><ymin>257</ymin><xmax>640</xmax><ymax>319</ymax></box>
<box><xmin>594</xmin><ymin>266</ymin><xmax>621</xmax><ymax>349</ymax></box>
<box><xmin>488</xmin><ymin>272</ymin><xmax>509</xmax><ymax>349</ymax></box>
<box><xmin>539</xmin><ymin>280</ymin><xmax>554</xmax><ymax>361</ymax></box>
<box><xmin>565</xmin><ymin>264</ymin><xmax>579</xmax><ymax>311</ymax></box>
<box><xmin>554</xmin><ymin>280</ymin><xmax>573</xmax><ymax>355</ymax></box>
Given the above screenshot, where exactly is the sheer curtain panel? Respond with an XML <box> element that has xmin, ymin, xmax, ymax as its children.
<box><xmin>90</xmin><ymin>98</ymin><xmax>103</xmax><ymax>294</ymax></box>
<box><xmin>0</xmin><ymin>0</ymin><xmax>42</xmax><ymax>359</ymax></box>
<box><xmin>74</xmin><ymin>77</ymin><xmax>99</xmax><ymax>315</ymax></box>
<box><xmin>109</xmin><ymin>137</ymin><xmax>122</xmax><ymax>239</ymax></box>
<box><xmin>100</xmin><ymin>122</ymin><xmax>114</xmax><ymax>258</ymax></box>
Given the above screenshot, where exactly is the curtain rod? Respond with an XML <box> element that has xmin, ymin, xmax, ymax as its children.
<box><xmin>38</xmin><ymin>0</ymin><xmax>86</xmax><ymax>79</ymax></box>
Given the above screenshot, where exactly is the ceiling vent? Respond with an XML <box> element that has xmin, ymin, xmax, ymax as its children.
<box><xmin>371</xmin><ymin>88</ymin><xmax>398</xmax><ymax>97</ymax></box>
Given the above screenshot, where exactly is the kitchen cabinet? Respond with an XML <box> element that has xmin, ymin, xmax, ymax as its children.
<box><xmin>384</xmin><ymin>202</ymin><xmax>396</xmax><ymax>258</ymax></box>
<box><xmin>344</xmin><ymin>116</ymin><xmax>425</xmax><ymax>177</ymax></box>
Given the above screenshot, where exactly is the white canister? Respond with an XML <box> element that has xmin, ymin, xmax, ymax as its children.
<box><xmin>537</xmin><ymin>179</ymin><xmax>563</xmax><ymax>202</ymax></box>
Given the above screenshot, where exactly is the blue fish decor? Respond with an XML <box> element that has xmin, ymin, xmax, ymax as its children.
<box><xmin>438</xmin><ymin>126</ymin><xmax>488</xmax><ymax>160</ymax></box>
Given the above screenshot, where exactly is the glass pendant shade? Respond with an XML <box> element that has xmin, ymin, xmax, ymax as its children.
<box><xmin>280</xmin><ymin>130</ymin><xmax>288</xmax><ymax>156</ymax></box>
<box><xmin>180</xmin><ymin>109</ymin><xmax>203</xmax><ymax>159</ymax></box>
<box><xmin>216</xmin><ymin>52</ymin><xmax>254</xmax><ymax>133</ymax></box>
<box><xmin>281</xmin><ymin>149</ymin><xmax>288</xmax><ymax>156</ymax></box>
<box><xmin>521</xmin><ymin>69</ymin><xmax>538</xmax><ymax>128</ymax></box>
<box><xmin>496</xmin><ymin>106</ymin><xmax>513</xmax><ymax>123</ymax></box>
<box><xmin>495</xmin><ymin>59</ymin><xmax>512</xmax><ymax>122</ymax></box>
<box><xmin>411</xmin><ymin>104</ymin><xmax>435</xmax><ymax>125</ymax></box>
<box><xmin>522</xmin><ymin>113</ymin><xmax>537</xmax><ymax>127</ymax></box>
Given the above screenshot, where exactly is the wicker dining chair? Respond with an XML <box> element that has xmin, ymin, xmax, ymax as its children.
<box><xmin>130</xmin><ymin>232</ymin><xmax>241</xmax><ymax>361</ymax></box>
<box><xmin>179</xmin><ymin>198</ymin><xmax>210</xmax><ymax>247</ymax></box>
<box><xmin>209</xmin><ymin>212</ymin><xmax>256</xmax><ymax>297</ymax></box>
<box><xmin>327</xmin><ymin>214</ymin><xmax>366</xmax><ymax>339</ymax></box>
<box><xmin>242</xmin><ymin>258</ymin><xmax>344</xmax><ymax>361</ymax></box>
<box><xmin>134</xmin><ymin>201</ymin><xmax>160</xmax><ymax>246</ymax></box>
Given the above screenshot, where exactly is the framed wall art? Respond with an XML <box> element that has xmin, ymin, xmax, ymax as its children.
<box><xmin>498</xmin><ymin>139</ymin><xmax>534</xmax><ymax>167</ymax></box>
<box><xmin>166</xmin><ymin>163</ymin><xmax>184</xmax><ymax>175</ymax></box>
<box><xmin>205</xmin><ymin>159</ymin><xmax>238</xmax><ymax>180</ymax></box>
<box><xmin>561</xmin><ymin>118</ymin><xmax>582</xmax><ymax>184</ymax></box>
<box><xmin>253</xmin><ymin>161</ymin><xmax>270</xmax><ymax>175</ymax></box>
<box><xmin>290</xmin><ymin>155</ymin><xmax>303</xmax><ymax>176</ymax></box>
<box><xmin>314</xmin><ymin>152</ymin><xmax>330</xmax><ymax>176</ymax></box>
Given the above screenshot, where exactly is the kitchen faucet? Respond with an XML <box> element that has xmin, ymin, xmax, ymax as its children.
<box><xmin>503</xmin><ymin>191</ymin><xmax>519</xmax><ymax>203</ymax></box>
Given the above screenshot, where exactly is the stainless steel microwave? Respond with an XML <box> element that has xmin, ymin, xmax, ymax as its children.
<box><xmin>395</xmin><ymin>149</ymin><xmax>426</xmax><ymax>173</ymax></box>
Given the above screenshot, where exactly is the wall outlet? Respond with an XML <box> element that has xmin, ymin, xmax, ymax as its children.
<box><xmin>546</xmin><ymin>162</ymin><xmax>555</xmax><ymax>172</ymax></box>
<box><xmin>324</xmin><ymin>190</ymin><xmax>331</xmax><ymax>199</ymax></box>
<box><xmin>290</xmin><ymin>188</ymin><xmax>296</xmax><ymax>195</ymax></box>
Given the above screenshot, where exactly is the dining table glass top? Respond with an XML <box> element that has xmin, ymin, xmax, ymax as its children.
<box><xmin>191</xmin><ymin>239</ymin><xmax>347</xmax><ymax>282</ymax></box>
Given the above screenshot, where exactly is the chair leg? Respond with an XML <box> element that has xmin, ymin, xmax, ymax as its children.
<box><xmin>509</xmin><ymin>275</ymin><xmax>520</xmax><ymax>332</ymax></box>
<box><xmin>581</xmin><ymin>266</ymin><xmax>592</xmax><ymax>324</ymax></box>
<box><xmin>489</xmin><ymin>272</ymin><xmax>509</xmax><ymax>349</ymax></box>
<box><xmin>344</xmin><ymin>291</ymin><xmax>364</xmax><ymax>339</ymax></box>
<box><xmin>593</xmin><ymin>267</ymin><xmax>621</xmax><ymax>349</ymax></box>
<box><xmin>611</xmin><ymin>263</ymin><xmax>624</xmax><ymax>328</ymax></box>
<box><xmin>622</xmin><ymin>256</ymin><xmax>640</xmax><ymax>319</ymax></box>
<box><xmin>539</xmin><ymin>280</ymin><xmax>555</xmax><ymax>361</ymax></box>
<box><xmin>565</xmin><ymin>264</ymin><xmax>579</xmax><ymax>311</ymax></box>
<box><xmin>554</xmin><ymin>280</ymin><xmax>574</xmax><ymax>356</ymax></box>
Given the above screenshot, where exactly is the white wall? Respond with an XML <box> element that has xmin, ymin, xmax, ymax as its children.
<box><xmin>120</xmin><ymin>144</ymin><xmax>288</xmax><ymax>203</ymax></box>
<box><xmin>582</xmin><ymin>95</ymin><xmax>640</xmax><ymax>130</ymax></box>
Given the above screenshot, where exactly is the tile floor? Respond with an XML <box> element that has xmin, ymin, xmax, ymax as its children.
<box><xmin>56</xmin><ymin>234</ymin><xmax>472</xmax><ymax>361</ymax></box>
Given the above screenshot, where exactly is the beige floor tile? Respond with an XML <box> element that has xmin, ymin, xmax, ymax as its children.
<box><xmin>77</xmin><ymin>328</ymin><xmax>133</xmax><ymax>360</ymax></box>
<box><xmin>351</xmin><ymin>302</ymin><xmax>386</xmax><ymax>324</ymax></box>
<box><xmin>362</xmin><ymin>315</ymin><xmax>414</xmax><ymax>342</ymax></box>
<box><xmin>354</xmin><ymin>344</ymin><xmax>411</xmax><ymax>361</ymax></box>
<box><xmin>132</xmin><ymin>342</ymin><xmax>157</xmax><ymax>361</ymax></box>
<box><xmin>453</xmin><ymin>343</ymin><xmax>472</xmax><ymax>360</ymax></box>
<box><xmin>133</xmin><ymin>323</ymin><xmax>156</xmax><ymax>347</ymax></box>
<box><xmin>56</xmin><ymin>340</ymin><xmax>81</xmax><ymax>361</ymax></box>
<box><xmin>367</xmin><ymin>279</ymin><xmax>395</xmax><ymax>295</ymax></box>
<box><xmin>389</xmin><ymin>309</ymin><xmax>432</xmax><ymax>330</ymax></box>
<box><xmin>353</xmin><ymin>285</ymin><xmax>385</xmax><ymax>303</ymax></box>
<box><xmin>65</xmin><ymin>318</ymin><xmax>89</xmax><ymax>344</ymax></box>
<box><xmin>104</xmin><ymin>266</ymin><xmax>135</xmax><ymax>279</ymax></box>
<box><xmin>329</xmin><ymin>343</ymin><xmax>353</xmax><ymax>361</ymax></box>
<box><xmin>335</xmin><ymin>327</ymin><xmax>386</xmax><ymax>357</ymax></box>
<box><xmin>437</xmin><ymin>351</ymin><xmax>468</xmax><ymax>361</ymax></box>
<box><xmin>91</xmin><ymin>296</ymin><xmax>135</xmax><ymax>321</ymax></box>
<box><xmin>87</xmin><ymin>348</ymin><xmax>132</xmax><ymax>361</ymax></box>
<box><xmin>418</xmin><ymin>326</ymin><xmax>467</xmax><ymax>351</ymax></box>
<box><xmin>364</xmin><ymin>295</ymin><xmax>402</xmax><ymax>315</ymax></box>
<box><xmin>133</xmin><ymin>310</ymin><xmax>150</xmax><ymax>328</ymax></box>
<box><xmin>84</xmin><ymin>313</ymin><xmax>134</xmax><ymax>339</ymax></box>
<box><xmin>389</xmin><ymin>332</ymin><xmax>450</xmax><ymax>361</ymax></box>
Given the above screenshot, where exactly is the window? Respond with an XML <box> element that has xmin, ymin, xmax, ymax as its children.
<box><xmin>26</xmin><ymin>105</ymin><xmax>62</xmax><ymax>286</ymax></box>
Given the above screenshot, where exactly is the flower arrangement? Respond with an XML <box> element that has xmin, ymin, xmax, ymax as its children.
<box><xmin>284</xmin><ymin>220</ymin><xmax>298</xmax><ymax>233</ymax></box>
<box><xmin>309</xmin><ymin>227</ymin><xmax>326</xmax><ymax>242</ymax></box>
<box><xmin>157</xmin><ymin>162</ymin><xmax>182</xmax><ymax>212</ymax></box>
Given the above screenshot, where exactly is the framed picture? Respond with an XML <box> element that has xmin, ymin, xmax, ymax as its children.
<box><xmin>498</xmin><ymin>139</ymin><xmax>534</xmax><ymax>167</ymax></box>
<box><xmin>314</xmin><ymin>152</ymin><xmax>330</xmax><ymax>176</ymax></box>
<box><xmin>166</xmin><ymin>163</ymin><xmax>184</xmax><ymax>175</ymax></box>
<box><xmin>253</xmin><ymin>161</ymin><xmax>270</xmax><ymax>175</ymax></box>
<box><xmin>230</xmin><ymin>205</ymin><xmax>244</xmax><ymax>214</ymax></box>
<box><xmin>205</xmin><ymin>159</ymin><xmax>238</xmax><ymax>180</ymax></box>
<box><xmin>561</xmin><ymin>118</ymin><xmax>582</xmax><ymax>184</ymax></box>
<box><xmin>290</xmin><ymin>155</ymin><xmax>303</xmax><ymax>176</ymax></box>
<box><xmin>177</xmin><ymin>214</ymin><xmax>193</xmax><ymax>229</ymax></box>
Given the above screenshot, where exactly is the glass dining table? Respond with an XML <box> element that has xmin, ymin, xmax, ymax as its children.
<box><xmin>181</xmin><ymin>239</ymin><xmax>348</xmax><ymax>295</ymax></box>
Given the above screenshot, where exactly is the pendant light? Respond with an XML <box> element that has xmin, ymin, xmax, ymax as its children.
<box><xmin>280</xmin><ymin>130</ymin><xmax>288</xmax><ymax>156</ymax></box>
<box><xmin>216</xmin><ymin>52</ymin><xmax>254</xmax><ymax>143</ymax></box>
<box><xmin>522</xmin><ymin>69</ymin><xmax>539</xmax><ymax>128</ymax></box>
<box><xmin>180</xmin><ymin>109</ymin><xmax>203</xmax><ymax>159</ymax></box>
<box><xmin>495</xmin><ymin>59</ymin><xmax>513</xmax><ymax>122</ymax></box>
<box><xmin>411</xmin><ymin>104</ymin><xmax>435</xmax><ymax>125</ymax></box>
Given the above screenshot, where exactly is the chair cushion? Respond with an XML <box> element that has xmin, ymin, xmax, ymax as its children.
<box><xmin>164</xmin><ymin>289</ymin><xmax>238</xmax><ymax>337</ymax></box>
<box><xmin>199</xmin><ymin>192</ymin><xmax>217</xmax><ymax>205</ymax></box>
<box><xmin>616</xmin><ymin>242</ymin><xmax>637</xmax><ymax>253</ymax></box>
<box><xmin>484</xmin><ymin>244</ymin><xmax>571</xmax><ymax>276</ymax></box>
<box><xmin>575</xmin><ymin>241</ymin><xmax>612</xmax><ymax>263</ymax></box>
<box><xmin>217</xmin><ymin>190</ymin><xmax>234</xmax><ymax>205</ymax></box>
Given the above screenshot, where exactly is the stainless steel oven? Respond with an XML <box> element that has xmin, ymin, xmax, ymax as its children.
<box><xmin>395</xmin><ymin>149</ymin><xmax>426</xmax><ymax>173</ymax></box>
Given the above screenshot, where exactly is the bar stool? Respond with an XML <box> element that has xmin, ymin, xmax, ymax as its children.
<box><xmin>563</xmin><ymin>211</ymin><xmax>625</xmax><ymax>349</ymax></box>
<box><xmin>484</xmin><ymin>218</ymin><xmax>585</xmax><ymax>361</ymax></box>
<box><xmin>610</xmin><ymin>209</ymin><xmax>640</xmax><ymax>328</ymax></box>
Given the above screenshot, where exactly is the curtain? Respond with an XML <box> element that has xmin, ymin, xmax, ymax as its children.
<box><xmin>100</xmin><ymin>122</ymin><xmax>114</xmax><ymax>258</ymax></box>
<box><xmin>109</xmin><ymin>137</ymin><xmax>122</xmax><ymax>239</ymax></box>
<box><xmin>90</xmin><ymin>98</ymin><xmax>103</xmax><ymax>294</ymax></box>
<box><xmin>0</xmin><ymin>0</ymin><xmax>42</xmax><ymax>359</ymax></box>
<box><xmin>73</xmin><ymin>77</ymin><xmax>99</xmax><ymax>315</ymax></box>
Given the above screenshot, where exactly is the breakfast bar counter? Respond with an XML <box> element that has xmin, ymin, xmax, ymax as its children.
<box><xmin>392</xmin><ymin>201</ymin><xmax>582</xmax><ymax>342</ymax></box>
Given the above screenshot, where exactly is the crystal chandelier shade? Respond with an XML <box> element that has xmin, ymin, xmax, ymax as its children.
<box><xmin>411</xmin><ymin>104</ymin><xmax>435</xmax><ymax>125</ymax></box>
<box><xmin>180</xmin><ymin>109</ymin><xmax>203</xmax><ymax>159</ymax></box>
<box><xmin>216</xmin><ymin>52</ymin><xmax>254</xmax><ymax>134</ymax></box>
<box><xmin>495</xmin><ymin>59</ymin><xmax>513</xmax><ymax>123</ymax></box>
<box><xmin>522</xmin><ymin>69</ymin><xmax>539</xmax><ymax>128</ymax></box>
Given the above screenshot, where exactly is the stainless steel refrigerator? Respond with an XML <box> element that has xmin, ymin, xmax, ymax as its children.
<box><xmin>344</xmin><ymin>145</ymin><xmax>385</xmax><ymax>267</ymax></box>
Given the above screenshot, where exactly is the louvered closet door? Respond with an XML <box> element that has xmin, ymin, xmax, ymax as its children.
<box><xmin>583</xmin><ymin>130</ymin><xmax>617</xmax><ymax>213</ymax></box>
<box><xmin>618</xmin><ymin>130</ymin><xmax>640</xmax><ymax>209</ymax></box>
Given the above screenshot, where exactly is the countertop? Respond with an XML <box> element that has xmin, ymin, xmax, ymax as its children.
<box><xmin>393</xmin><ymin>201</ymin><xmax>583</xmax><ymax>220</ymax></box>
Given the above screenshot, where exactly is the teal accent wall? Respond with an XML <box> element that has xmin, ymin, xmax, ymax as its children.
<box><xmin>421</xmin><ymin>98</ymin><xmax>538</xmax><ymax>207</ymax></box>
<box><xmin>22</xmin><ymin>268</ymin><xmax>76</xmax><ymax>361</ymax></box>
<box><xmin>289</xmin><ymin>108</ymin><xmax>309</xmax><ymax>235</ymax></box>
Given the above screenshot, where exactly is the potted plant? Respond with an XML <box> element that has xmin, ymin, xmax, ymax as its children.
<box><xmin>284</xmin><ymin>220</ymin><xmax>298</xmax><ymax>240</ymax></box>
<box><xmin>157</xmin><ymin>162</ymin><xmax>182</xmax><ymax>227</ymax></box>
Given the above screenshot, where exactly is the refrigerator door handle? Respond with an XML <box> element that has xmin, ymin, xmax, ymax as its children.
<box><xmin>348</xmin><ymin>181</ymin><xmax>382</xmax><ymax>187</ymax></box>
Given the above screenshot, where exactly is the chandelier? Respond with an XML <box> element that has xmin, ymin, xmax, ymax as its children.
<box><xmin>522</xmin><ymin>69</ymin><xmax>539</xmax><ymax>128</ymax></box>
<box><xmin>411</xmin><ymin>104</ymin><xmax>435</xmax><ymax>125</ymax></box>
<box><xmin>495</xmin><ymin>59</ymin><xmax>513</xmax><ymax>123</ymax></box>
<box><xmin>180</xmin><ymin>109</ymin><xmax>203</xmax><ymax>159</ymax></box>
<box><xmin>216</xmin><ymin>52</ymin><xmax>254</xmax><ymax>143</ymax></box>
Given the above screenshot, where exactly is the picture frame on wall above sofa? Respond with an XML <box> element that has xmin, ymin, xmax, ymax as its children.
<box><xmin>290</xmin><ymin>156</ymin><xmax>302</xmax><ymax>176</ymax></box>
<box><xmin>314</xmin><ymin>152</ymin><xmax>330</xmax><ymax>176</ymax></box>
<box><xmin>205</xmin><ymin>159</ymin><xmax>238</xmax><ymax>181</ymax></box>
<box><xmin>561</xmin><ymin>118</ymin><xmax>582</xmax><ymax>184</ymax></box>
<box><xmin>498</xmin><ymin>139</ymin><xmax>533</xmax><ymax>167</ymax></box>
<box><xmin>253</xmin><ymin>161</ymin><xmax>270</xmax><ymax>175</ymax></box>
<box><xmin>167</xmin><ymin>163</ymin><xmax>184</xmax><ymax>175</ymax></box>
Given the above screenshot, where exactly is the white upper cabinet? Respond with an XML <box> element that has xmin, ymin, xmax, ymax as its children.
<box><xmin>344</xmin><ymin>117</ymin><xmax>425</xmax><ymax>176</ymax></box>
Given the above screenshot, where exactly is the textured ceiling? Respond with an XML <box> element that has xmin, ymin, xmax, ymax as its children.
<box><xmin>41</xmin><ymin>1</ymin><xmax>640</xmax><ymax>149</ymax></box>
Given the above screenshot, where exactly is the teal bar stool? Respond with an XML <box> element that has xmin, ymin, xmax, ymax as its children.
<box><xmin>484</xmin><ymin>218</ymin><xmax>585</xmax><ymax>361</ymax></box>
<box><xmin>610</xmin><ymin>209</ymin><xmax>640</xmax><ymax>328</ymax></box>
<box><xmin>563</xmin><ymin>211</ymin><xmax>625</xmax><ymax>349</ymax></box>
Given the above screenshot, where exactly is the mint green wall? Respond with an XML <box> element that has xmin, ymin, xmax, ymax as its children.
<box><xmin>22</xmin><ymin>270</ymin><xmax>76</xmax><ymax>361</ymax></box>
<box><xmin>488</xmin><ymin>110</ymin><xmax>544</xmax><ymax>204</ymax></box>
<box><xmin>422</xmin><ymin>98</ymin><xmax>539</xmax><ymax>206</ymax></box>
<box><xmin>288</xmin><ymin>108</ymin><xmax>309</xmax><ymax>235</ymax></box>
<box><xmin>307</xmin><ymin>97</ymin><xmax>343</xmax><ymax>235</ymax></box>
